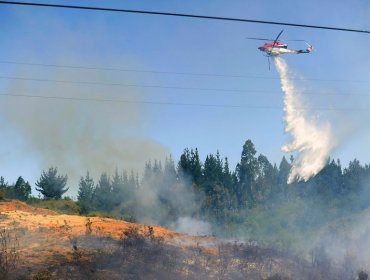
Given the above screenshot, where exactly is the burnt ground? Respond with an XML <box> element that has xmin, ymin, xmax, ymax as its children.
<box><xmin>0</xmin><ymin>200</ymin><xmax>365</xmax><ymax>280</ymax></box>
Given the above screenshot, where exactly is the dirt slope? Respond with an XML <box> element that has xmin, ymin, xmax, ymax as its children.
<box><xmin>0</xmin><ymin>200</ymin><xmax>181</xmax><ymax>239</ymax></box>
<box><xmin>0</xmin><ymin>200</ymin><xmax>344</xmax><ymax>280</ymax></box>
<box><xmin>0</xmin><ymin>201</ymin><xmax>182</xmax><ymax>271</ymax></box>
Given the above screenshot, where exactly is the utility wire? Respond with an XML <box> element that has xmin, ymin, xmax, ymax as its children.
<box><xmin>0</xmin><ymin>1</ymin><xmax>370</xmax><ymax>34</ymax></box>
<box><xmin>0</xmin><ymin>60</ymin><xmax>277</xmax><ymax>79</ymax></box>
<box><xmin>0</xmin><ymin>75</ymin><xmax>277</xmax><ymax>93</ymax></box>
<box><xmin>0</xmin><ymin>75</ymin><xmax>370</xmax><ymax>97</ymax></box>
<box><xmin>2</xmin><ymin>60</ymin><xmax>370</xmax><ymax>84</ymax></box>
<box><xmin>0</xmin><ymin>92</ymin><xmax>368</xmax><ymax>111</ymax></box>
<box><xmin>0</xmin><ymin>92</ymin><xmax>282</xmax><ymax>109</ymax></box>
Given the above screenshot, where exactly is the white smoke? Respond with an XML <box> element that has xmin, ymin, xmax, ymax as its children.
<box><xmin>170</xmin><ymin>217</ymin><xmax>211</xmax><ymax>236</ymax></box>
<box><xmin>274</xmin><ymin>57</ymin><xmax>335</xmax><ymax>183</ymax></box>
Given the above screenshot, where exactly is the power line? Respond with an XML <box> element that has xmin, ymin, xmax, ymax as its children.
<box><xmin>1</xmin><ymin>1</ymin><xmax>370</xmax><ymax>34</ymax></box>
<box><xmin>0</xmin><ymin>92</ymin><xmax>369</xmax><ymax>111</ymax></box>
<box><xmin>0</xmin><ymin>60</ymin><xmax>276</xmax><ymax>79</ymax></box>
<box><xmin>0</xmin><ymin>92</ymin><xmax>280</xmax><ymax>109</ymax></box>
<box><xmin>1</xmin><ymin>60</ymin><xmax>370</xmax><ymax>84</ymax></box>
<box><xmin>1</xmin><ymin>75</ymin><xmax>370</xmax><ymax>97</ymax></box>
<box><xmin>0</xmin><ymin>75</ymin><xmax>277</xmax><ymax>93</ymax></box>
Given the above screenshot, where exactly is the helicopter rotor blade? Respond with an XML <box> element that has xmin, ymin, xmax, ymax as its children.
<box><xmin>246</xmin><ymin>37</ymin><xmax>275</xmax><ymax>41</ymax></box>
<box><xmin>269</xmin><ymin>30</ymin><xmax>284</xmax><ymax>55</ymax></box>
<box><xmin>272</xmin><ymin>30</ymin><xmax>284</xmax><ymax>47</ymax></box>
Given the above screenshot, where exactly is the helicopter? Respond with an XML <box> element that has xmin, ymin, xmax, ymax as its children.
<box><xmin>248</xmin><ymin>30</ymin><xmax>313</xmax><ymax>69</ymax></box>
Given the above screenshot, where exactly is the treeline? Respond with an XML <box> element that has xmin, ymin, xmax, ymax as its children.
<box><xmin>2</xmin><ymin>139</ymin><xmax>370</xmax><ymax>232</ymax></box>
<box><xmin>0</xmin><ymin>176</ymin><xmax>31</xmax><ymax>201</ymax></box>
<box><xmin>72</xmin><ymin>139</ymin><xmax>291</xmax><ymax>223</ymax></box>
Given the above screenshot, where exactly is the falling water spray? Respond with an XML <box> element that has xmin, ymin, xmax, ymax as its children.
<box><xmin>274</xmin><ymin>57</ymin><xmax>335</xmax><ymax>183</ymax></box>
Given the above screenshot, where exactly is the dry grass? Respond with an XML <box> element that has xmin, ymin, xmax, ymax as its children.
<box><xmin>0</xmin><ymin>200</ymin><xmax>366</xmax><ymax>279</ymax></box>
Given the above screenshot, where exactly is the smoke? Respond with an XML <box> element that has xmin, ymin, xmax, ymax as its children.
<box><xmin>131</xmin><ymin>167</ymin><xmax>203</xmax><ymax>230</ymax></box>
<box><xmin>274</xmin><ymin>57</ymin><xmax>335</xmax><ymax>183</ymax></box>
<box><xmin>1</xmin><ymin>62</ymin><xmax>168</xmax><ymax>194</ymax></box>
<box><xmin>171</xmin><ymin>217</ymin><xmax>212</xmax><ymax>236</ymax></box>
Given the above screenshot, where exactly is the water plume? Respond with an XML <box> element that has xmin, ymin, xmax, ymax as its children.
<box><xmin>274</xmin><ymin>57</ymin><xmax>335</xmax><ymax>183</ymax></box>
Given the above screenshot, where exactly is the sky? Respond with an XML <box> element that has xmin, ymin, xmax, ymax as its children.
<box><xmin>1</xmin><ymin>0</ymin><xmax>370</xmax><ymax>196</ymax></box>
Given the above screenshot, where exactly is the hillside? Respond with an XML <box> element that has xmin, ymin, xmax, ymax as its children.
<box><xmin>0</xmin><ymin>200</ymin><xmax>365</xmax><ymax>280</ymax></box>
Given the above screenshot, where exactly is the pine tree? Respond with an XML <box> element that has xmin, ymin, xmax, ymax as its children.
<box><xmin>128</xmin><ymin>171</ymin><xmax>138</xmax><ymax>189</ymax></box>
<box><xmin>222</xmin><ymin>157</ymin><xmax>237</xmax><ymax>212</ymax></box>
<box><xmin>178</xmin><ymin>148</ymin><xmax>191</xmax><ymax>179</ymax></box>
<box><xmin>255</xmin><ymin>154</ymin><xmax>276</xmax><ymax>202</ymax></box>
<box><xmin>111</xmin><ymin>169</ymin><xmax>125</xmax><ymax>206</ymax></box>
<box><xmin>343</xmin><ymin>159</ymin><xmax>364</xmax><ymax>193</ymax></box>
<box><xmin>13</xmin><ymin>176</ymin><xmax>31</xmax><ymax>201</ymax></box>
<box><xmin>177</xmin><ymin>148</ymin><xmax>202</xmax><ymax>186</ymax></box>
<box><xmin>222</xmin><ymin>157</ymin><xmax>232</xmax><ymax>188</ymax></box>
<box><xmin>306</xmin><ymin>159</ymin><xmax>342</xmax><ymax>198</ymax></box>
<box><xmin>93</xmin><ymin>173</ymin><xmax>113</xmax><ymax>212</ymax></box>
<box><xmin>278</xmin><ymin>156</ymin><xmax>291</xmax><ymax>197</ymax></box>
<box><xmin>191</xmin><ymin>148</ymin><xmax>202</xmax><ymax>186</ymax></box>
<box><xmin>236</xmin><ymin>139</ymin><xmax>258</xmax><ymax>208</ymax></box>
<box><xmin>202</xmin><ymin>153</ymin><xmax>228</xmax><ymax>220</ymax></box>
<box><xmin>35</xmin><ymin>167</ymin><xmax>68</xmax><ymax>199</ymax></box>
<box><xmin>162</xmin><ymin>156</ymin><xmax>177</xmax><ymax>191</ymax></box>
<box><xmin>0</xmin><ymin>177</ymin><xmax>8</xmax><ymax>200</ymax></box>
<box><xmin>77</xmin><ymin>172</ymin><xmax>95</xmax><ymax>213</ymax></box>
<box><xmin>0</xmin><ymin>176</ymin><xmax>7</xmax><ymax>188</ymax></box>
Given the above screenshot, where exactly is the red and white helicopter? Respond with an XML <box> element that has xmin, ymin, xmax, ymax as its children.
<box><xmin>248</xmin><ymin>30</ymin><xmax>313</xmax><ymax>69</ymax></box>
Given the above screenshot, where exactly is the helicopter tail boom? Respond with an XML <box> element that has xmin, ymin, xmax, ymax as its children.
<box><xmin>295</xmin><ymin>43</ymin><xmax>313</xmax><ymax>54</ymax></box>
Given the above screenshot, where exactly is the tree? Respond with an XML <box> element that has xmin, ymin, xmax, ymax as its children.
<box><xmin>178</xmin><ymin>148</ymin><xmax>202</xmax><ymax>186</ymax></box>
<box><xmin>222</xmin><ymin>157</ymin><xmax>238</xmax><ymax>212</ymax></box>
<box><xmin>93</xmin><ymin>173</ymin><xmax>113</xmax><ymax>212</ymax></box>
<box><xmin>0</xmin><ymin>177</ymin><xmax>7</xmax><ymax>189</ymax></box>
<box><xmin>0</xmin><ymin>176</ymin><xmax>7</xmax><ymax>200</ymax></box>
<box><xmin>77</xmin><ymin>172</ymin><xmax>95</xmax><ymax>213</ymax></box>
<box><xmin>235</xmin><ymin>139</ymin><xmax>258</xmax><ymax>208</ymax></box>
<box><xmin>128</xmin><ymin>171</ymin><xmax>139</xmax><ymax>189</ymax></box>
<box><xmin>111</xmin><ymin>169</ymin><xmax>125</xmax><ymax>206</ymax></box>
<box><xmin>201</xmin><ymin>152</ymin><xmax>230</xmax><ymax>221</ymax></box>
<box><xmin>254</xmin><ymin>154</ymin><xmax>277</xmax><ymax>203</ymax></box>
<box><xmin>222</xmin><ymin>157</ymin><xmax>232</xmax><ymax>188</ymax></box>
<box><xmin>343</xmin><ymin>159</ymin><xmax>364</xmax><ymax>194</ymax></box>
<box><xmin>202</xmin><ymin>153</ymin><xmax>222</xmax><ymax>195</ymax></box>
<box><xmin>277</xmin><ymin>156</ymin><xmax>291</xmax><ymax>198</ymax></box>
<box><xmin>12</xmin><ymin>176</ymin><xmax>31</xmax><ymax>201</ymax></box>
<box><xmin>163</xmin><ymin>156</ymin><xmax>177</xmax><ymax>188</ymax></box>
<box><xmin>35</xmin><ymin>167</ymin><xmax>68</xmax><ymax>199</ymax></box>
<box><xmin>307</xmin><ymin>159</ymin><xmax>343</xmax><ymax>198</ymax></box>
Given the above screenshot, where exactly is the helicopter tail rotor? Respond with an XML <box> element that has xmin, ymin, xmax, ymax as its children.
<box><xmin>305</xmin><ymin>42</ymin><xmax>314</xmax><ymax>52</ymax></box>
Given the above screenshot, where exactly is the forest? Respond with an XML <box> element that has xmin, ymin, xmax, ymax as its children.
<box><xmin>1</xmin><ymin>139</ymin><xmax>370</xmax><ymax>253</ymax></box>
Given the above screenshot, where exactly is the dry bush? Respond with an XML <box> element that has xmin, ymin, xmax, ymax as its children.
<box><xmin>58</xmin><ymin>225</ymin><xmax>180</xmax><ymax>279</ymax></box>
<box><xmin>184</xmin><ymin>242</ymin><xmax>212</xmax><ymax>279</ymax></box>
<box><xmin>0</xmin><ymin>189</ymin><xmax>6</xmax><ymax>200</ymax></box>
<box><xmin>117</xmin><ymin>226</ymin><xmax>178</xmax><ymax>279</ymax></box>
<box><xmin>358</xmin><ymin>270</ymin><xmax>369</xmax><ymax>280</ymax></box>
<box><xmin>45</xmin><ymin>233</ymin><xmax>364</xmax><ymax>280</ymax></box>
<box><xmin>32</xmin><ymin>270</ymin><xmax>52</xmax><ymax>280</ymax></box>
<box><xmin>85</xmin><ymin>218</ymin><xmax>92</xmax><ymax>236</ymax></box>
<box><xmin>215</xmin><ymin>243</ymin><xmax>232</xmax><ymax>280</ymax></box>
<box><xmin>266</xmin><ymin>274</ymin><xmax>291</xmax><ymax>280</ymax></box>
<box><xmin>0</xmin><ymin>228</ymin><xmax>19</xmax><ymax>279</ymax></box>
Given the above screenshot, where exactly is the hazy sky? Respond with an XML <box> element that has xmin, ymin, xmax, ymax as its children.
<box><xmin>1</xmin><ymin>0</ymin><xmax>370</xmax><ymax>195</ymax></box>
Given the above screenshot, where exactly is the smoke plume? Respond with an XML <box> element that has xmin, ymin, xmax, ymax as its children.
<box><xmin>274</xmin><ymin>57</ymin><xmax>335</xmax><ymax>183</ymax></box>
<box><xmin>171</xmin><ymin>217</ymin><xmax>211</xmax><ymax>236</ymax></box>
<box><xmin>1</xmin><ymin>63</ymin><xmax>168</xmax><ymax>193</ymax></box>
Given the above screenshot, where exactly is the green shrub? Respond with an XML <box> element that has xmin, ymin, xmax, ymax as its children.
<box><xmin>27</xmin><ymin>198</ymin><xmax>80</xmax><ymax>215</ymax></box>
